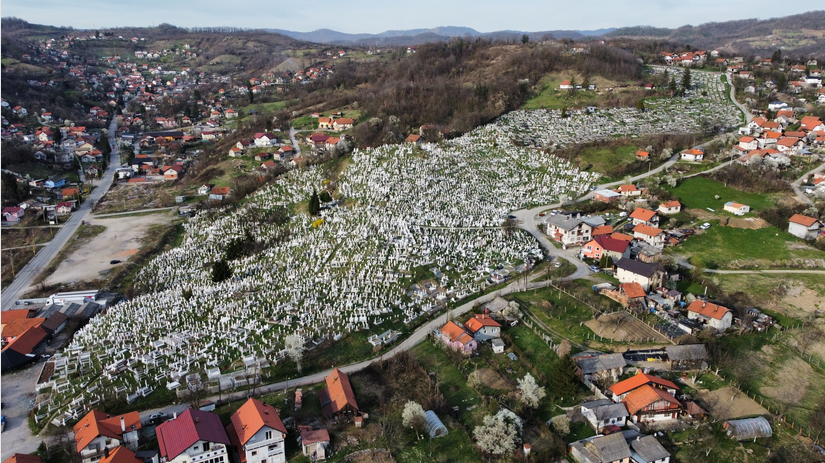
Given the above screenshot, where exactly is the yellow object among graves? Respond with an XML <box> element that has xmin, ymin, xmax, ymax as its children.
<box><xmin>312</xmin><ymin>218</ymin><xmax>324</xmax><ymax>227</ymax></box>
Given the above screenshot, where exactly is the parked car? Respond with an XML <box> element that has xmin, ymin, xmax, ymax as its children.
<box><xmin>700</xmin><ymin>223</ymin><xmax>711</xmax><ymax>230</ymax></box>
<box><xmin>110</xmin><ymin>260</ymin><xmax>122</xmax><ymax>264</ymax></box>
<box><xmin>149</xmin><ymin>412</ymin><xmax>168</xmax><ymax>423</ymax></box>
<box><xmin>589</xmin><ymin>265</ymin><xmax>600</xmax><ymax>273</ymax></box>
<box><xmin>554</xmin><ymin>262</ymin><xmax>563</xmax><ymax>268</ymax></box>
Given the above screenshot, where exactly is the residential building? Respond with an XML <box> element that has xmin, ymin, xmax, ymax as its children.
<box><xmin>299</xmin><ymin>429</ymin><xmax>330</xmax><ymax>460</ymax></box>
<box><xmin>99</xmin><ymin>448</ymin><xmax>145</xmax><ymax>463</ymax></box>
<box><xmin>581</xmin><ymin>236</ymin><xmax>631</xmax><ymax>262</ymax></box>
<box><xmin>609</xmin><ymin>373</ymin><xmax>679</xmax><ymax>402</ymax></box>
<box><xmin>569</xmin><ymin>433</ymin><xmax>631</xmax><ymax>463</ymax></box>
<box><xmin>630</xmin><ymin>435</ymin><xmax>671</xmax><ymax>463</ymax></box>
<box><xmin>464</xmin><ymin>314</ymin><xmax>501</xmax><ymax>341</ymax></box>
<box><xmin>629</xmin><ymin>208</ymin><xmax>658</xmax><ymax>227</ymax></box>
<box><xmin>73</xmin><ymin>411</ymin><xmax>142</xmax><ymax>463</ymax></box>
<box><xmin>332</xmin><ymin>118</ymin><xmax>354</xmax><ymax>131</ymax></box>
<box><xmin>210</xmin><ymin>187</ymin><xmax>230</xmax><ymax>201</ymax></box>
<box><xmin>439</xmin><ymin>320</ymin><xmax>477</xmax><ymax>353</ymax></box>
<box><xmin>723</xmin><ymin>202</ymin><xmax>749</xmax><ymax>215</ymax></box>
<box><xmin>580</xmin><ymin>400</ymin><xmax>630</xmax><ymax>432</ymax></box>
<box><xmin>594</xmin><ymin>189</ymin><xmax>621</xmax><ymax>202</ymax></box>
<box><xmin>616</xmin><ymin>185</ymin><xmax>642</xmax><ymax>197</ymax></box>
<box><xmin>657</xmin><ymin>201</ymin><xmax>681</xmax><ymax>215</ymax></box>
<box><xmin>320</xmin><ymin>368</ymin><xmax>360</xmax><ymax>418</ymax></box>
<box><xmin>572</xmin><ymin>352</ymin><xmax>627</xmax><ymax>382</ymax></box>
<box><xmin>686</xmin><ymin>301</ymin><xmax>732</xmax><ymax>331</ymax></box>
<box><xmin>787</xmin><ymin>214</ymin><xmax>822</xmax><ymax>240</ymax></box>
<box><xmin>614</xmin><ymin>260</ymin><xmax>665</xmax><ymax>292</ymax></box>
<box><xmin>545</xmin><ymin>215</ymin><xmax>592</xmax><ymax>247</ymax></box>
<box><xmin>632</xmin><ymin>224</ymin><xmax>666</xmax><ymax>249</ymax></box>
<box><xmin>680</xmin><ymin>148</ymin><xmax>704</xmax><ymax>162</ymax></box>
<box><xmin>622</xmin><ymin>385</ymin><xmax>682</xmax><ymax>423</ymax></box>
<box><xmin>226</xmin><ymin>398</ymin><xmax>287</xmax><ymax>463</ymax></box>
<box><xmin>3</xmin><ymin>206</ymin><xmax>25</xmax><ymax>223</ymax></box>
<box><xmin>156</xmin><ymin>409</ymin><xmax>231</xmax><ymax>463</ymax></box>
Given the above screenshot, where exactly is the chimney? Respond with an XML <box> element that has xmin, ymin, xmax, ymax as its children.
<box><xmin>121</xmin><ymin>416</ymin><xmax>126</xmax><ymax>433</ymax></box>
<box><xmin>173</xmin><ymin>411</ymin><xmax>177</xmax><ymax>420</ymax></box>
<box><xmin>523</xmin><ymin>443</ymin><xmax>531</xmax><ymax>456</ymax></box>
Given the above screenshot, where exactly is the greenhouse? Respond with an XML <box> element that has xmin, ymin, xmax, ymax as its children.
<box><xmin>724</xmin><ymin>417</ymin><xmax>772</xmax><ymax>441</ymax></box>
<box><xmin>425</xmin><ymin>410</ymin><xmax>448</xmax><ymax>438</ymax></box>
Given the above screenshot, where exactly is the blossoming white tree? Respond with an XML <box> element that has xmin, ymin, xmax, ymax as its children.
<box><xmin>473</xmin><ymin>409</ymin><xmax>523</xmax><ymax>455</ymax></box>
<box><xmin>402</xmin><ymin>400</ymin><xmax>427</xmax><ymax>438</ymax></box>
<box><xmin>517</xmin><ymin>372</ymin><xmax>546</xmax><ymax>409</ymax></box>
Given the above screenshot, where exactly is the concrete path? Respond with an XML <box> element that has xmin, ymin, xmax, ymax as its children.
<box><xmin>92</xmin><ymin>207</ymin><xmax>177</xmax><ymax>218</ymax></box>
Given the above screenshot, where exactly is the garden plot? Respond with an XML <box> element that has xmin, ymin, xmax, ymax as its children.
<box><xmin>695</xmin><ymin>387</ymin><xmax>768</xmax><ymax>421</ymax></box>
<box><xmin>44</xmin><ymin>117</ymin><xmax>597</xmax><ymax>421</ymax></box>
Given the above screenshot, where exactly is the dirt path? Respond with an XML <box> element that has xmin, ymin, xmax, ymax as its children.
<box><xmin>37</xmin><ymin>212</ymin><xmax>175</xmax><ymax>287</ymax></box>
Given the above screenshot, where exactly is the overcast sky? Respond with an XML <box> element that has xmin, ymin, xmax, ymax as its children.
<box><xmin>1</xmin><ymin>0</ymin><xmax>816</xmax><ymax>33</ymax></box>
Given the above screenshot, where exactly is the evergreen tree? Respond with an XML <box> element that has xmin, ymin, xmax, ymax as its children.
<box><xmin>308</xmin><ymin>189</ymin><xmax>320</xmax><ymax>216</ymax></box>
<box><xmin>771</xmin><ymin>49</ymin><xmax>782</xmax><ymax>65</ymax></box>
<box><xmin>669</xmin><ymin>77</ymin><xmax>677</xmax><ymax>95</ymax></box>
<box><xmin>681</xmin><ymin>69</ymin><xmax>691</xmax><ymax>90</ymax></box>
<box><xmin>211</xmin><ymin>259</ymin><xmax>232</xmax><ymax>283</ymax></box>
<box><xmin>636</xmin><ymin>99</ymin><xmax>646</xmax><ymax>112</ymax></box>
<box><xmin>549</xmin><ymin>355</ymin><xmax>579</xmax><ymax>400</ymax></box>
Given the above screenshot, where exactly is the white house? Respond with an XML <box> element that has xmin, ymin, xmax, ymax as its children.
<box><xmin>464</xmin><ymin>314</ymin><xmax>501</xmax><ymax>341</ymax></box>
<box><xmin>657</xmin><ymin>201</ymin><xmax>681</xmax><ymax>215</ymax></box>
<box><xmin>787</xmin><ymin>214</ymin><xmax>823</xmax><ymax>241</ymax></box>
<box><xmin>156</xmin><ymin>409</ymin><xmax>231</xmax><ymax>463</ymax></box>
<box><xmin>580</xmin><ymin>400</ymin><xmax>630</xmax><ymax>432</ymax></box>
<box><xmin>614</xmin><ymin>259</ymin><xmax>665</xmax><ymax>292</ymax></box>
<box><xmin>680</xmin><ymin>148</ymin><xmax>704</xmax><ymax>162</ymax></box>
<box><xmin>632</xmin><ymin>224</ymin><xmax>666</xmax><ymax>249</ymax></box>
<box><xmin>227</xmin><ymin>398</ymin><xmax>288</xmax><ymax>463</ymax></box>
<box><xmin>686</xmin><ymin>301</ymin><xmax>732</xmax><ymax>331</ymax></box>
<box><xmin>738</xmin><ymin>136</ymin><xmax>758</xmax><ymax>150</ymax></box>
<box><xmin>254</xmin><ymin>132</ymin><xmax>277</xmax><ymax>147</ymax></box>
<box><xmin>559</xmin><ymin>80</ymin><xmax>573</xmax><ymax>90</ymax></box>
<box><xmin>545</xmin><ymin>215</ymin><xmax>592</xmax><ymax>247</ymax></box>
<box><xmin>723</xmin><ymin>202</ymin><xmax>750</xmax><ymax>215</ymax></box>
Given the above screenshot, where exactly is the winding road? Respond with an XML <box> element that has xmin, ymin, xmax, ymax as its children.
<box><xmin>1</xmin><ymin>116</ymin><xmax>122</xmax><ymax>310</ymax></box>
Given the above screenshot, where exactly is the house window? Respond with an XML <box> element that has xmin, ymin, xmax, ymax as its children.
<box><xmin>265</xmin><ymin>431</ymin><xmax>272</xmax><ymax>440</ymax></box>
<box><xmin>193</xmin><ymin>446</ymin><xmax>199</xmax><ymax>452</ymax></box>
<box><xmin>203</xmin><ymin>443</ymin><xmax>210</xmax><ymax>452</ymax></box>
<box><xmin>251</xmin><ymin>451</ymin><xmax>257</xmax><ymax>457</ymax></box>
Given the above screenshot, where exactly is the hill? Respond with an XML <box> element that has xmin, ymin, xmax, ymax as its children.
<box><xmin>607</xmin><ymin>11</ymin><xmax>825</xmax><ymax>55</ymax></box>
<box><xmin>269</xmin><ymin>26</ymin><xmax>616</xmax><ymax>46</ymax></box>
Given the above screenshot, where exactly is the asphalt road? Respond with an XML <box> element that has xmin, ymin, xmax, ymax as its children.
<box><xmin>791</xmin><ymin>162</ymin><xmax>825</xmax><ymax>205</ymax></box>
<box><xmin>1</xmin><ymin>116</ymin><xmax>121</xmax><ymax>310</ymax></box>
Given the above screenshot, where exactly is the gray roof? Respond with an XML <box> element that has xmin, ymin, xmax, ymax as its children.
<box><xmin>665</xmin><ymin>344</ymin><xmax>708</xmax><ymax>362</ymax></box>
<box><xmin>630</xmin><ymin>435</ymin><xmax>670</xmax><ymax>463</ymax></box>
<box><xmin>614</xmin><ymin>259</ymin><xmax>663</xmax><ymax>278</ymax></box>
<box><xmin>725</xmin><ymin>417</ymin><xmax>772</xmax><ymax>440</ymax></box>
<box><xmin>594</xmin><ymin>189</ymin><xmax>621</xmax><ymax>198</ymax></box>
<box><xmin>582</xmin><ymin>216</ymin><xmax>607</xmax><ymax>227</ymax></box>
<box><xmin>586</xmin><ymin>433</ymin><xmax>631</xmax><ymax>462</ymax></box>
<box><xmin>576</xmin><ymin>353</ymin><xmax>627</xmax><ymax>375</ymax></box>
<box><xmin>545</xmin><ymin>214</ymin><xmax>585</xmax><ymax>231</ymax></box>
<box><xmin>581</xmin><ymin>399</ymin><xmax>613</xmax><ymax>410</ymax></box>
<box><xmin>591</xmin><ymin>403</ymin><xmax>630</xmax><ymax>421</ymax></box>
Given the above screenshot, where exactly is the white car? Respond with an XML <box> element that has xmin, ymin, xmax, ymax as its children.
<box><xmin>700</xmin><ymin>222</ymin><xmax>711</xmax><ymax>230</ymax></box>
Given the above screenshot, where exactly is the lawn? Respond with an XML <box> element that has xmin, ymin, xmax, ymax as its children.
<box><xmin>666</xmin><ymin>177</ymin><xmax>776</xmax><ymax>212</ymax></box>
<box><xmin>673</xmin><ymin>222</ymin><xmax>825</xmax><ymax>269</ymax></box>
<box><xmin>241</xmin><ymin>99</ymin><xmax>296</xmax><ymax>115</ymax></box>
<box><xmin>575</xmin><ymin>144</ymin><xmax>644</xmax><ymax>180</ymax></box>
<box><xmin>522</xmin><ymin>84</ymin><xmax>602</xmax><ymax>110</ymax></box>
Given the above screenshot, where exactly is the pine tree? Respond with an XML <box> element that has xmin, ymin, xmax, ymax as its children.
<box><xmin>549</xmin><ymin>354</ymin><xmax>579</xmax><ymax>400</ymax></box>
<box><xmin>681</xmin><ymin>69</ymin><xmax>691</xmax><ymax>90</ymax></box>
<box><xmin>211</xmin><ymin>259</ymin><xmax>232</xmax><ymax>283</ymax></box>
<box><xmin>308</xmin><ymin>189</ymin><xmax>320</xmax><ymax>216</ymax></box>
<box><xmin>636</xmin><ymin>99</ymin><xmax>646</xmax><ymax>112</ymax></box>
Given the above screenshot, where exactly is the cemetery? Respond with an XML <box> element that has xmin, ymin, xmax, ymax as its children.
<box><xmin>33</xmin><ymin>87</ymin><xmax>743</xmax><ymax>427</ymax></box>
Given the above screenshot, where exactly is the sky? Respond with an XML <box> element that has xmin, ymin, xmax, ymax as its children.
<box><xmin>1</xmin><ymin>0</ymin><xmax>817</xmax><ymax>33</ymax></box>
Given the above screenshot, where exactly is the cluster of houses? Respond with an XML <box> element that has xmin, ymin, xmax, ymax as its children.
<box><xmin>313</xmin><ymin>113</ymin><xmax>355</xmax><ymax>132</ymax></box>
<box><xmin>660</xmin><ymin>50</ymin><xmax>709</xmax><ymax>67</ymax></box>
<box><xmin>735</xmin><ymin>112</ymin><xmax>824</xmax><ymax>166</ymax></box>
<box><xmin>439</xmin><ymin>312</ymin><xmax>506</xmax><ymax>355</ymax></box>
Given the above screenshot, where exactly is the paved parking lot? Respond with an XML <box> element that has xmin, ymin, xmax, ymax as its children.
<box><xmin>1</xmin><ymin>364</ymin><xmax>43</xmax><ymax>460</ymax></box>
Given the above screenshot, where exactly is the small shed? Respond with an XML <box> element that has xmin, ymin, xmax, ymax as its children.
<box><xmin>491</xmin><ymin>338</ymin><xmax>505</xmax><ymax>354</ymax></box>
<box><xmin>725</xmin><ymin>417</ymin><xmax>772</xmax><ymax>441</ymax></box>
<box><xmin>424</xmin><ymin>410</ymin><xmax>448</xmax><ymax>438</ymax></box>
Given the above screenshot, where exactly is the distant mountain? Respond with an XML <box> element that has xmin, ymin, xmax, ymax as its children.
<box><xmin>267</xmin><ymin>27</ymin><xmax>617</xmax><ymax>46</ymax></box>
<box><xmin>606</xmin><ymin>11</ymin><xmax>825</xmax><ymax>55</ymax></box>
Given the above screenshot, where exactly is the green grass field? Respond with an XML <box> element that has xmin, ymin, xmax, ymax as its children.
<box><xmin>241</xmin><ymin>100</ymin><xmax>295</xmax><ymax>115</ymax></box>
<box><xmin>575</xmin><ymin>144</ymin><xmax>644</xmax><ymax>179</ymax></box>
<box><xmin>666</xmin><ymin>177</ymin><xmax>777</xmax><ymax>212</ymax></box>
<box><xmin>522</xmin><ymin>85</ymin><xmax>601</xmax><ymax>110</ymax></box>
<box><xmin>674</xmin><ymin>222</ymin><xmax>825</xmax><ymax>269</ymax></box>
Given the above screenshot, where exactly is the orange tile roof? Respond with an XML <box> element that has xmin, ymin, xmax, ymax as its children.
<box><xmin>2</xmin><ymin>318</ymin><xmax>46</xmax><ymax>338</ymax></box>
<box><xmin>617</xmin><ymin>184</ymin><xmax>638</xmax><ymax>192</ymax></box>
<box><xmin>636</xmin><ymin>151</ymin><xmax>650</xmax><ymax>157</ymax></box>
<box><xmin>1</xmin><ymin>309</ymin><xmax>34</xmax><ymax>324</ymax></box>
<box><xmin>682</xmin><ymin>148</ymin><xmax>704</xmax><ymax>155</ymax></box>
<box><xmin>609</xmin><ymin>373</ymin><xmax>679</xmax><ymax>397</ymax></box>
<box><xmin>321</xmin><ymin>368</ymin><xmax>359</xmax><ymax>416</ymax></box>
<box><xmin>465</xmin><ymin>314</ymin><xmax>501</xmax><ymax>333</ymax></box>
<box><xmin>621</xmin><ymin>282</ymin><xmax>646</xmax><ymax>299</ymax></box>
<box><xmin>3</xmin><ymin>455</ymin><xmax>43</xmax><ymax>463</ymax></box>
<box><xmin>592</xmin><ymin>225</ymin><xmax>614</xmax><ymax>236</ymax></box>
<box><xmin>763</xmin><ymin>131</ymin><xmax>782</xmax><ymax>139</ymax></box>
<box><xmin>1</xmin><ymin>326</ymin><xmax>48</xmax><ymax>356</ymax></box>
<box><xmin>629</xmin><ymin>208</ymin><xmax>656</xmax><ymax>222</ymax></box>
<box><xmin>211</xmin><ymin>187</ymin><xmax>230</xmax><ymax>195</ymax></box>
<box><xmin>660</xmin><ymin>200</ymin><xmax>681</xmax><ymax>209</ymax></box>
<box><xmin>633</xmin><ymin>224</ymin><xmax>663</xmax><ymax>237</ymax></box>
<box><xmin>610</xmin><ymin>232</ymin><xmax>634</xmax><ymax>242</ymax></box>
<box><xmin>73</xmin><ymin>411</ymin><xmax>142</xmax><ymax>452</ymax></box>
<box><xmin>788</xmin><ymin>214</ymin><xmax>819</xmax><ymax>227</ymax></box>
<box><xmin>686</xmin><ymin>300</ymin><xmax>730</xmax><ymax>320</ymax></box>
<box><xmin>228</xmin><ymin>398</ymin><xmax>287</xmax><ymax>447</ymax></box>
<box><xmin>98</xmin><ymin>447</ymin><xmax>142</xmax><ymax>463</ymax></box>
<box><xmin>622</xmin><ymin>384</ymin><xmax>681</xmax><ymax>415</ymax></box>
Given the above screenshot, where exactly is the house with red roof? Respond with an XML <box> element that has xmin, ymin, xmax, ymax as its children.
<box><xmin>615</xmin><ymin>184</ymin><xmax>641</xmax><ymax>197</ymax></box>
<box><xmin>3</xmin><ymin>454</ymin><xmax>42</xmax><ymax>463</ymax></box>
<box><xmin>738</xmin><ymin>136</ymin><xmax>758</xmax><ymax>151</ymax></box>
<box><xmin>464</xmin><ymin>314</ymin><xmax>501</xmax><ymax>341</ymax></box>
<box><xmin>300</xmin><ymin>428</ymin><xmax>330</xmax><ymax>460</ymax></box>
<box><xmin>156</xmin><ymin>409</ymin><xmax>231</xmax><ymax>463</ymax></box>
<box><xmin>1</xmin><ymin>326</ymin><xmax>49</xmax><ymax>371</ymax></box>
<box><xmin>680</xmin><ymin>148</ymin><xmax>704</xmax><ymax>162</ymax></box>
<box><xmin>226</xmin><ymin>398</ymin><xmax>287</xmax><ymax>463</ymax></box>
<box><xmin>97</xmin><ymin>447</ymin><xmax>143</xmax><ymax>463</ymax></box>
<box><xmin>581</xmin><ymin>235</ymin><xmax>631</xmax><ymax>262</ymax></box>
<box><xmin>609</xmin><ymin>372</ymin><xmax>679</xmax><ymax>402</ymax></box>
<box><xmin>3</xmin><ymin>206</ymin><xmax>25</xmax><ymax>223</ymax></box>
<box><xmin>319</xmin><ymin>368</ymin><xmax>360</xmax><ymax>418</ymax></box>
<box><xmin>332</xmin><ymin>118</ymin><xmax>354</xmax><ymax>131</ymax></box>
<box><xmin>787</xmin><ymin>214</ymin><xmax>823</xmax><ymax>241</ymax></box>
<box><xmin>210</xmin><ymin>187</ymin><xmax>231</xmax><ymax>201</ymax></box>
<box><xmin>73</xmin><ymin>410</ymin><xmax>142</xmax><ymax>463</ymax></box>
<box><xmin>686</xmin><ymin>300</ymin><xmax>732</xmax><ymax>331</ymax></box>
<box><xmin>622</xmin><ymin>384</ymin><xmax>682</xmax><ymax>423</ymax></box>
<box><xmin>633</xmin><ymin>224</ymin><xmax>666</xmax><ymax>249</ymax></box>
<box><xmin>440</xmin><ymin>320</ymin><xmax>477</xmax><ymax>353</ymax></box>
<box><xmin>559</xmin><ymin>80</ymin><xmax>573</xmax><ymax>90</ymax></box>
